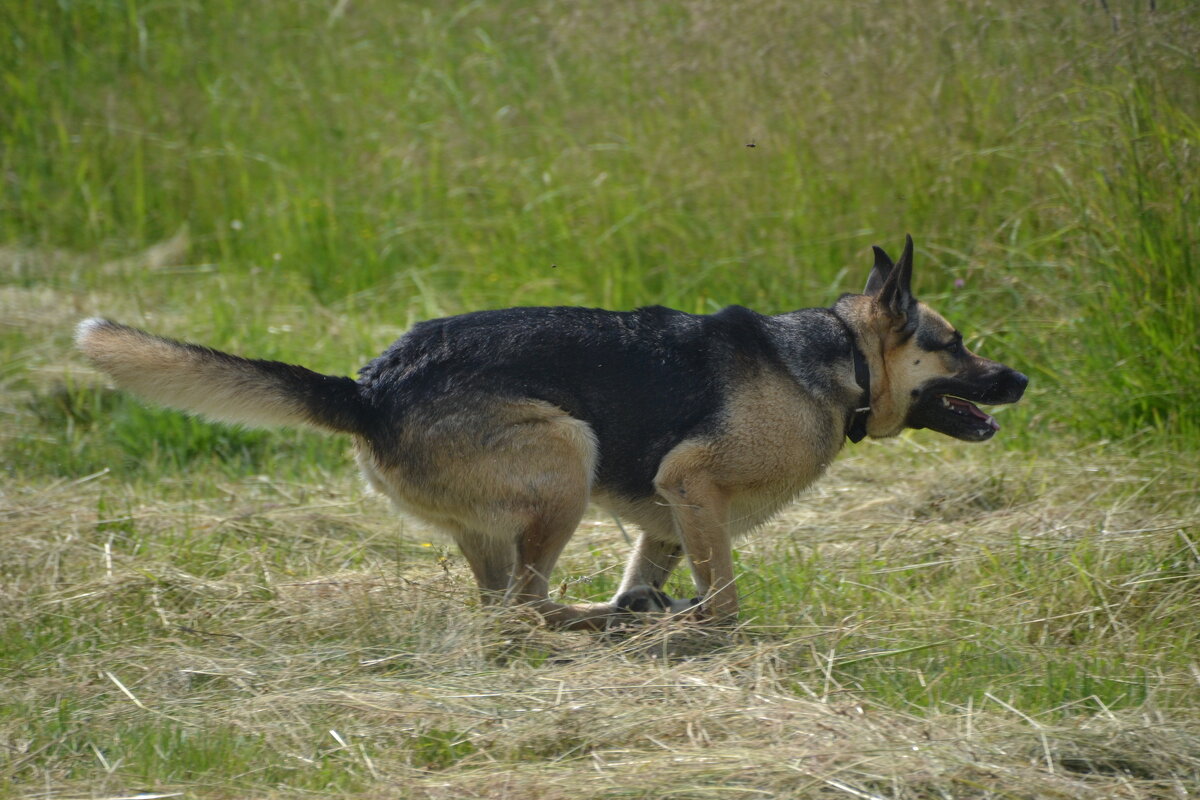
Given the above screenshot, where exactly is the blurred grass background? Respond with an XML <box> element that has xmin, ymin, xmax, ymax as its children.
<box><xmin>2</xmin><ymin>0</ymin><xmax>1196</xmax><ymax>470</ymax></box>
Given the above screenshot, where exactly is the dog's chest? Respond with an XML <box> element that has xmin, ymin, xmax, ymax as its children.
<box><xmin>712</xmin><ymin>371</ymin><xmax>844</xmax><ymax>532</ymax></box>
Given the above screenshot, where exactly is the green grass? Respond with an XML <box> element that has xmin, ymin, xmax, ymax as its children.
<box><xmin>3</xmin><ymin>1</ymin><xmax>1200</xmax><ymax>797</ymax></box>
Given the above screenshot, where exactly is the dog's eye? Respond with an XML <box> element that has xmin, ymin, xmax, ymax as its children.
<box><xmin>944</xmin><ymin>337</ymin><xmax>964</xmax><ymax>355</ymax></box>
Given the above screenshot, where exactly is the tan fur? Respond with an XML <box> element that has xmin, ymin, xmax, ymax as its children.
<box><xmin>653</xmin><ymin>450</ymin><xmax>737</xmax><ymax>619</ymax></box>
<box><xmin>75</xmin><ymin>319</ymin><xmax>315</xmax><ymax>430</ymax></box>
<box><xmin>711</xmin><ymin>368</ymin><xmax>845</xmax><ymax>525</ymax></box>
<box><xmin>880</xmin><ymin>305</ymin><xmax>982</xmax><ymax>429</ymax></box>
<box><xmin>357</xmin><ymin>400</ymin><xmax>596</xmax><ymax>532</ymax></box>
<box><xmin>354</xmin><ymin>398</ymin><xmax>620</xmax><ymax>629</ymax></box>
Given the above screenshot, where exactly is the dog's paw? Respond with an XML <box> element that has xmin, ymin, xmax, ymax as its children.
<box><xmin>614</xmin><ymin>585</ymin><xmax>673</xmax><ymax>613</ymax></box>
<box><xmin>614</xmin><ymin>586</ymin><xmax>698</xmax><ymax>614</ymax></box>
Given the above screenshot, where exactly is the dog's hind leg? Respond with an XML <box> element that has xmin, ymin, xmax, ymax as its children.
<box><xmin>451</xmin><ymin>528</ymin><xmax>515</xmax><ymax>605</ymax></box>
<box><xmin>449</xmin><ymin>403</ymin><xmax>623</xmax><ymax>629</ymax></box>
<box><xmin>504</xmin><ymin>506</ymin><xmax>594</xmax><ymax>625</ymax></box>
<box><xmin>365</xmin><ymin>399</ymin><xmax>628</xmax><ymax>629</ymax></box>
<box><xmin>497</xmin><ymin>426</ymin><xmax>629</xmax><ymax>630</ymax></box>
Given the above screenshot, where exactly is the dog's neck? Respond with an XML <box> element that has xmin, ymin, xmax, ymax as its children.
<box><xmin>827</xmin><ymin>310</ymin><xmax>872</xmax><ymax>443</ymax></box>
<box><xmin>770</xmin><ymin>309</ymin><xmax>872</xmax><ymax>443</ymax></box>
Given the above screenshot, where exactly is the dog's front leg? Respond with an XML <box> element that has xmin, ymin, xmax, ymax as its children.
<box><xmin>654</xmin><ymin>454</ymin><xmax>738</xmax><ymax>622</ymax></box>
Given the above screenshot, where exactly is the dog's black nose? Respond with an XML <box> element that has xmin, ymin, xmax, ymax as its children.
<box><xmin>1008</xmin><ymin>371</ymin><xmax>1029</xmax><ymax>401</ymax></box>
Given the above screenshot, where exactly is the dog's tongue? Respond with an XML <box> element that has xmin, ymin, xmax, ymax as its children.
<box><xmin>947</xmin><ymin>396</ymin><xmax>1000</xmax><ymax>431</ymax></box>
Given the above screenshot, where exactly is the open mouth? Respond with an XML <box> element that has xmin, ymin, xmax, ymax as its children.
<box><xmin>941</xmin><ymin>394</ymin><xmax>999</xmax><ymax>434</ymax></box>
<box><xmin>907</xmin><ymin>387</ymin><xmax>1010</xmax><ymax>442</ymax></box>
<box><xmin>905</xmin><ymin>367</ymin><xmax>1027</xmax><ymax>442</ymax></box>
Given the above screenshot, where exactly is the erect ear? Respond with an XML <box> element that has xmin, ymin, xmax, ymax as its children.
<box><xmin>864</xmin><ymin>245</ymin><xmax>894</xmax><ymax>296</ymax></box>
<box><xmin>874</xmin><ymin>234</ymin><xmax>917</xmax><ymax>334</ymax></box>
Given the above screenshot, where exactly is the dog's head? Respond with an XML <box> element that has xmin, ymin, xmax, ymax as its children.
<box><xmin>840</xmin><ymin>235</ymin><xmax>1028</xmax><ymax>442</ymax></box>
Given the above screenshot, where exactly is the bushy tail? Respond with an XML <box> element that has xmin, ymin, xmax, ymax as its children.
<box><xmin>75</xmin><ymin>318</ymin><xmax>371</xmax><ymax>436</ymax></box>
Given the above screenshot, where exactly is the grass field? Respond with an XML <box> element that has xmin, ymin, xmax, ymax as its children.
<box><xmin>2</xmin><ymin>1</ymin><xmax>1198</xmax><ymax>797</ymax></box>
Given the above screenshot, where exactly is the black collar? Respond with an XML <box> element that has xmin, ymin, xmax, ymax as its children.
<box><xmin>846</xmin><ymin>342</ymin><xmax>872</xmax><ymax>443</ymax></box>
<box><xmin>833</xmin><ymin>313</ymin><xmax>872</xmax><ymax>443</ymax></box>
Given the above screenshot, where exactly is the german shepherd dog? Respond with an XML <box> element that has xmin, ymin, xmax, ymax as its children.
<box><xmin>76</xmin><ymin>236</ymin><xmax>1027</xmax><ymax>629</ymax></box>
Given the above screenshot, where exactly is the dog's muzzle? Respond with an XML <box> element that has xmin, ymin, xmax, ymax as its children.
<box><xmin>907</xmin><ymin>367</ymin><xmax>1028</xmax><ymax>442</ymax></box>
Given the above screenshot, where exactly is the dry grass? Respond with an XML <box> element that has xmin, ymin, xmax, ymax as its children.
<box><xmin>3</xmin><ymin>439</ymin><xmax>1198</xmax><ymax>799</ymax></box>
